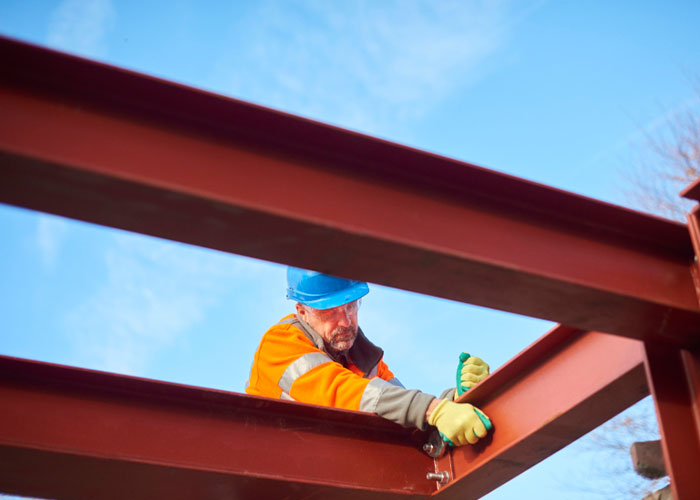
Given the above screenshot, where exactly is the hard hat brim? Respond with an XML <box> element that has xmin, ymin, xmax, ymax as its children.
<box><xmin>287</xmin><ymin>279</ymin><xmax>369</xmax><ymax>310</ymax></box>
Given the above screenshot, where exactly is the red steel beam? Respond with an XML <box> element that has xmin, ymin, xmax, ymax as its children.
<box><xmin>0</xmin><ymin>328</ymin><xmax>648</xmax><ymax>500</ymax></box>
<box><xmin>0</xmin><ymin>355</ymin><xmax>435</xmax><ymax>500</ymax></box>
<box><xmin>643</xmin><ymin>344</ymin><xmax>700</xmax><ymax>500</ymax></box>
<box><xmin>430</xmin><ymin>325</ymin><xmax>647</xmax><ymax>499</ymax></box>
<box><xmin>643</xmin><ymin>200</ymin><xmax>700</xmax><ymax>500</ymax></box>
<box><xmin>681</xmin><ymin>177</ymin><xmax>700</xmax><ymax>202</ymax></box>
<box><xmin>1</xmin><ymin>37</ymin><xmax>699</xmax><ymax>346</ymax></box>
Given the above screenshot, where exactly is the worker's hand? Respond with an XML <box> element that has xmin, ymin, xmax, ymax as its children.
<box><xmin>427</xmin><ymin>399</ymin><xmax>490</xmax><ymax>446</ymax></box>
<box><xmin>455</xmin><ymin>353</ymin><xmax>489</xmax><ymax>399</ymax></box>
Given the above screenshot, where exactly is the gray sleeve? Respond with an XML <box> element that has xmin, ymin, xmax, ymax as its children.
<box><xmin>360</xmin><ymin>378</ymin><xmax>435</xmax><ymax>429</ymax></box>
<box><xmin>440</xmin><ymin>387</ymin><xmax>456</xmax><ymax>400</ymax></box>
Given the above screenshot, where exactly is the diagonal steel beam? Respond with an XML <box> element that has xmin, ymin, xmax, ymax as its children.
<box><xmin>0</xmin><ymin>355</ymin><xmax>435</xmax><ymax>500</ymax></box>
<box><xmin>430</xmin><ymin>325</ymin><xmax>647</xmax><ymax>499</ymax></box>
<box><xmin>0</xmin><ymin>36</ymin><xmax>698</xmax><ymax>345</ymax></box>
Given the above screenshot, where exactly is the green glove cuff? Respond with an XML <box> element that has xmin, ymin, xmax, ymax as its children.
<box><xmin>456</xmin><ymin>352</ymin><xmax>470</xmax><ymax>397</ymax></box>
<box><xmin>475</xmin><ymin>408</ymin><xmax>493</xmax><ymax>431</ymax></box>
<box><xmin>454</xmin><ymin>353</ymin><xmax>493</xmax><ymax>436</ymax></box>
<box><xmin>440</xmin><ymin>431</ymin><xmax>455</xmax><ymax>447</ymax></box>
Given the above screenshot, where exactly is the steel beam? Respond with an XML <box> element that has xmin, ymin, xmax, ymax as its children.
<box><xmin>1</xmin><ymin>36</ymin><xmax>699</xmax><ymax>345</ymax></box>
<box><xmin>0</xmin><ymin>355</ymin><xmax>434</xmax><ymax>500</ymax></box>
<box><xmin>430</xmin><ymin>325</ymin><xmax>647</xmax><ymax>499</ymax></box>
<box><xmin>643</xmin><ymin>344</ymin><xmax>700</xmax><ymax>500</ymax></box>
<box><xmin>643</xmin><ymin>197</ymin><xmax>700</xmax><ymax>500</ymax></box>
<box><xmin>681</xmin><ymin>177</ymin><xmax>700</xmax><ymax>203</ymax></box>
<box><xmin>0</xmin><ymin>327</ymin><xmax>649</xmax><ymax>500</ymax></box>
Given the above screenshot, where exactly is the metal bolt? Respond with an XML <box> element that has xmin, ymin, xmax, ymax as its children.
<box><xmin>423</xmin><ymin>430</ymin><xmax>447</xmax><ymax>458</ymax></box>
<box><xmin>426</xmin><ymin>471</ymin><xmax>450</xmax><ymax>485</ymax></box>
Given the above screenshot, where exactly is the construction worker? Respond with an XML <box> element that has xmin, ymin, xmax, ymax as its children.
<box><xmin>246</xmin><ymin>268</ymin><xmax>491</xmax><ymax>446</ymax></box>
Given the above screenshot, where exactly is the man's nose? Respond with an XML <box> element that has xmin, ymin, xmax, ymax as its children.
<box><xmin>336</xmin><ymin>308</ymin><xmax>353</xmax><ymax>327</ymax></box>
<box><xmin>337</xmin><ymin>314</ymin><xmax>350</xmax><ymax>327</ymax></box>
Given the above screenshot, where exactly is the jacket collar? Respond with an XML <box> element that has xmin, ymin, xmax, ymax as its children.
<box><xmin>295</xmin><ymin>315</ymin><xmax>384</xmax><ymax>376</ymax></box>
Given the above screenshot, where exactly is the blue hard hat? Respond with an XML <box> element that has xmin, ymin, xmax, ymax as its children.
<box><xmin>286</xmin><ymin>267</ymin><xmax>369</xmax><ymax>310</ymax></box>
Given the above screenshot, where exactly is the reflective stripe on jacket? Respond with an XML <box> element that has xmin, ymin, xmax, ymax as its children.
<box><xmin>245</xmin><ymin>314</ymin><xmax>435</xmax><ymax>429</ymax></box>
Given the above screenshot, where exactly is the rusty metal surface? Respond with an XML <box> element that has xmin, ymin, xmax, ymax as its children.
<box><xmin>1</xmin><ymin>36</ymin><xmax>699</xmax><ymax>345</ymax></box>
<box><xmin>0</xmin><ymin>355</ymin><xmax>434</xmax><ymax>500</ymax></box>
<box><xmin>430</xmin><ymin>325</ymin><xmax>648</xmax><ymax>499</ymax></box>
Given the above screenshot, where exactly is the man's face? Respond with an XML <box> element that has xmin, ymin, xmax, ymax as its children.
<box><xmin>296</xmin><ymin>300</ymin><xmax>360</xmax><ymax>354</ymax></box>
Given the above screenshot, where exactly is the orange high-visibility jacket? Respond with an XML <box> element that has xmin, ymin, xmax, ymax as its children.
<box><xmin>246</xmin><ymin>314</ymin><xmax>435</xmax><ymax>429</ymax></box>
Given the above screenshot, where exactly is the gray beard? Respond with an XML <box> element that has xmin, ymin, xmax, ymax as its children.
<box><xmin>325</xmin><ymin>326</ymin><xmax>357</xmax><ymax>355</ymax></box>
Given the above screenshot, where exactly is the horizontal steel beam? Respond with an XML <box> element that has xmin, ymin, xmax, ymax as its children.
<box><xmin>431</xmin><ymin>325</ymin><xmax>648</xmax><ymax>499</ymax></box>
<box><xmin>0</xmin><ymin>355</ymin><xmax>434</xmax><ymax>500</ymax></box>
<box><xmin>1</xmin><ymin>36</ymin><xmax>698</xmax><ymax>345</ymax></box>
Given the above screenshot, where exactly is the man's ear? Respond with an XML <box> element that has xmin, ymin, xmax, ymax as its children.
<box><xmin>295</xmin><ymin>303</ymin><xmax>306</xmax><ymax>318</ymax></box>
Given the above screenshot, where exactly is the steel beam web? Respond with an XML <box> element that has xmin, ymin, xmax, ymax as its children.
<box><xmin>430</xmin><ymin>325</ymin><xmax>647</xmax><ymax>499</ymax></box>
<box><xmin>0</xmin><ymin>355</ymin><xmax>435</xmax><ymax>500</ymax></box>
<box><xmin>0</xmin><ymin>36</ymin><xmax>699</xmax><ymax>345</ymax></box>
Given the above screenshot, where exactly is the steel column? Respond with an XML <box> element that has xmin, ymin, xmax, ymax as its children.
<box><xmin>1</xmin><ymin>36</ymin><xmax>699</xmax><ymax>345</ymax></box>
<box><xmin>428</xmin><ymin>325</ymin><xmax>647</xmax><ymax>499</ymax></box>
<box><xmin>643</xmin><ymin>344</ymin><xmax>700</xmax><ymax>500</ymax></box>
<box><xmin>0</xmin><ymin>355</ymin><xmax>434</xmax><ymax>500</ymax></box>
<box><xmin>644</xmin><ymin>186</ymin><xmax>700</xmax><ymax>500</ymax></box>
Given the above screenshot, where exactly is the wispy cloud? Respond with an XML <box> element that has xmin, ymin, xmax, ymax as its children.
<box><xmin>585</xmin><ymin>92</ymin><xmax>700</xmax><ymax>211</ymax></box>
<box><xmin>216</xmin><ymin>0</ymin><xmax>530</xmax><ymax>136</ymax></box>
<box><xmin>47</xmin><ymin>0</ymin><xmax>115</xmax><ymax>58</ymax></box>
<box><xmin>65</xmin><ymin>232</ymin><xmax>243</xmax><ymax>374</ymax></box>
<box><xmin>36</xmin><ymin>214</ymin><xmax>69</xmax><ymax>270</ymax></box>
<box><xmin>602</xmin><ymin>94</ymin><xmax>700</xmax><ymax>166</ymax></box>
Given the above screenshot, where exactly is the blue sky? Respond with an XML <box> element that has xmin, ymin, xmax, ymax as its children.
<box><xmin>1</xmin><ymin>1</ymin><xmax>698</xmax><ymax>498</ymax></box>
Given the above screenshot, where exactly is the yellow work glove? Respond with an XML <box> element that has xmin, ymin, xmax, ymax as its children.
<box><xmin>455</xmin><ymin>354</ymin><xmax>489</xmax><ymax>399</ymax></box>
<box><xmin>427</xmin><ymin>399</ymin><xmax>490</xmax><ymax>446</ymax></box>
